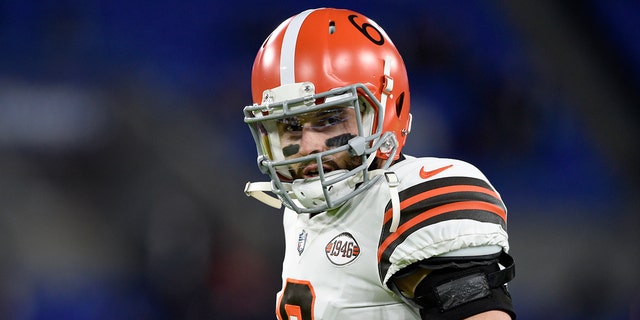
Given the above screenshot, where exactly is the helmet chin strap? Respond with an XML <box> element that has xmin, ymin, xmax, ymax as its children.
<box><xmin>244</xmin><ymin>181</ymin><xmax>283</xmax><ymax>209</ymax></box>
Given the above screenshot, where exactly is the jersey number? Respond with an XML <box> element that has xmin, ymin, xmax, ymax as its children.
<box><xmin>277</xmin><ymin>279</ymin><xmax>316</xmax><ymax>320</ymax></box>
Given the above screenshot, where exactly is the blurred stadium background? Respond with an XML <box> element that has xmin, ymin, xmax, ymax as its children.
<box><xmin>1</xmin><ymin>0</ymin><xmax>638</xmax><ymax>319</ymax></box>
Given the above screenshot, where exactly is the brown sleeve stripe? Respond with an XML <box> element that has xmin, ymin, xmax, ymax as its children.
<box><xmin>377</xmin><ymin>200</ymin><xmax>506</xmax><ymax>263</ymax></box>
<box><xmin>382</xmin><ymin>184</ymin><xmax>504</xmax><ymax>225</ymax></box>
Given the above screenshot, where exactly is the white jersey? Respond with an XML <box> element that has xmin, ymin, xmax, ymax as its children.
<box><xmin>275</xmin><ymin>156</ymin><xmax>510</xmax><ymax>319</ymax></box>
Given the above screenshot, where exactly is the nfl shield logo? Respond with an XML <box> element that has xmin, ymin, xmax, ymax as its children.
<box><xmin>297</xmin><ymin>230</ymin><xmax>308</xmax><ymax>255</ymax></box>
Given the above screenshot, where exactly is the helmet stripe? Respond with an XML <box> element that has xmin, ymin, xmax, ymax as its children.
<box><xmin>280</xmin><ymin>9</ymin><xmax>315</xmax><ymax>85</ymax></box>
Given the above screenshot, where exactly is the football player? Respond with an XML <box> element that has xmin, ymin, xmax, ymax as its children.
<box><xmin>243</xmin><ymin>8</ymin><xmax>516</xmax><ymax>319</ymax></box>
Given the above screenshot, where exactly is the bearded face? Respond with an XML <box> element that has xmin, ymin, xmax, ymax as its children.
<box><xmin>275</xmin><ymin>107</ymin><xmax>363</xmax><ymax>180</ymax></box>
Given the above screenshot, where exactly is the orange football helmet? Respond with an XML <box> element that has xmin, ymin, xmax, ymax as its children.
<box><xmin>244</xmin><ymin>8</ymin><xmax>412</xmax><ymax>213</ymax></box>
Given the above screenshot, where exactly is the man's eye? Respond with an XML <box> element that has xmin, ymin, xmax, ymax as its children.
<box><xmin>285</xmin><ymin>124</ymin><xmax>303</xmax><ymax>132</ymax></box>
<box><xmin>318</xmin><ymin>115</ymin><xmax>343</xmax><ymax>126</ymax></box>
<box><xmin>311</xmin><ymin>110</ymin><xmax>347</xmax><ymax>127</ymax></box>
<box><xmin>277</xmin><ymin>109</ymin><xmax>348</xmax><ymax>133</ymax></box>
<box><xmin>278</xmin><ymin>118</ymin><xmax>303</xmax><ymax>132</ymax></box>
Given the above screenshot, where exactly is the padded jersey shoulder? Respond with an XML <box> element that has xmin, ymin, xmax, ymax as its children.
<box><xmin>377</xmin><ymin>155</ymin><xmax>510</xmax><ymax>286</ymax></box>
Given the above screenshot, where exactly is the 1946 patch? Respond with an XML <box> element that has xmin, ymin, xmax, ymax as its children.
<box><xmin>325</xmin><ymin>232</ymin><xmax>360</xmax><ymax>266</ymax></box>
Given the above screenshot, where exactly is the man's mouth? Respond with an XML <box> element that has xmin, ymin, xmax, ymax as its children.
<box><xmin>301</xmin><ymin>164</ymin><xmax>333</xmax><ymax>178</ymax></box>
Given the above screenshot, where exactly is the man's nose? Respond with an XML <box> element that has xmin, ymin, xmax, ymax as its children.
<box><xmin>297</xmin><ymin>128</ymin><xmax>328</xmax><ymax>156</ymax></box>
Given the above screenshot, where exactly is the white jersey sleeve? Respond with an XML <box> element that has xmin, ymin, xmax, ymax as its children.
<box><xmin>377</xmin><ymin>156</ymin><xmax>510</xmax><ymax>286</ymax></box>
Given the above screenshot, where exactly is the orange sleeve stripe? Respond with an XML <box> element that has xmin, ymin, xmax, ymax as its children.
<box><xmin>383</xmin><ymin>185</ymin><xmax>501</xmax><ymax>224</ymax></box>
<box><xmin>377</xmin><ymin>200</ymin><xmax>507</xmax><ymax>262</ymax></box>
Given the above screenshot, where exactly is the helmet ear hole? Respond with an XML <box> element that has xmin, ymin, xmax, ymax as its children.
<box><xmin>328</xmin><ymin>21</ymin><xmax>336</xmax><ymax>34</ymax></box>
<box><xmin>395</xmin><ymin>92</ymin><xmax>405</xmax><ymax>116</ymax></box>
